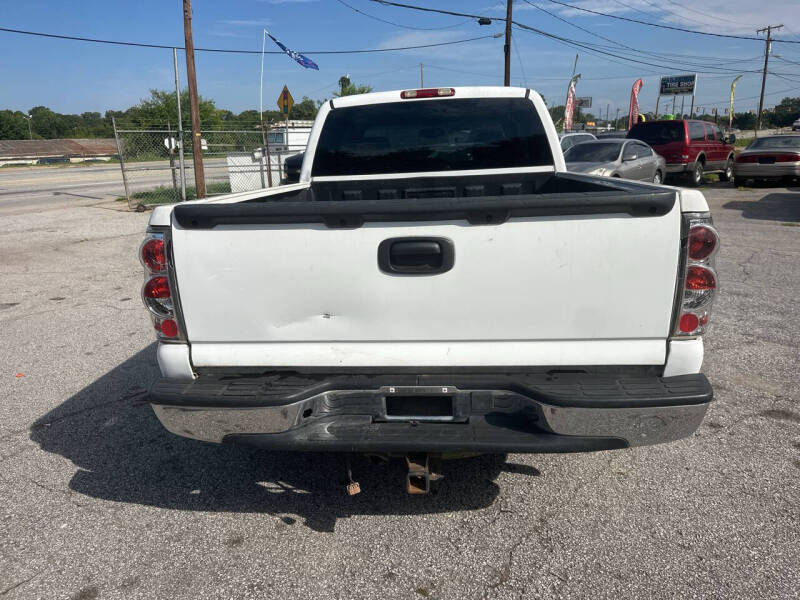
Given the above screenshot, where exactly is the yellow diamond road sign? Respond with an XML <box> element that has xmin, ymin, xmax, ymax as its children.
<box><xmin>277</xmin><ymin>85</ymin><xmax>294</xmax><ymax>115</ymax></box>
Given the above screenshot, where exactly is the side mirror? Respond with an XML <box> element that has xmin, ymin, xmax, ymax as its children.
<box><xmin>623</xmin><ymin>153</ymin><xmax>638</xmax><ymax>162</ymax></box>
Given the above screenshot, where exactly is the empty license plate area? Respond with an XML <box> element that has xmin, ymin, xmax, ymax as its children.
<box><xmin>379</xmin><ymin>386</ymin><xmax>469</xmax><ymax>422</ymax></box>
<box><xmin>758</xmin><ymin>157</ymin><xmax>776</xmax><ymax>164</ymax></box>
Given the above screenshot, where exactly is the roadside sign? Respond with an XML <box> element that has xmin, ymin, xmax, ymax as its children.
<box><xmin>277</xmin><ymin>85</ymin><xmax>294</xmax><ymax>115</ymax></box>
<box><xmin>163</xmin><ymin>137</ymin><xmax>179</xmax><ymax>151</ymax></box>
<box><xmin>575</xmin><ymin>96</ymin><xmax>592</xmax><ymax>108</ymax></box>
<box><xmin>659</xmin><ymin>74</ymin><xmax>697</xmax><ymax>96</ymax></box>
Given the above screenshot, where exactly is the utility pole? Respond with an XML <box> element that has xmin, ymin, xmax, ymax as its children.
<box><xmin>756</xmin><ymin>24</ymin><xmax>782</xmax><ymax>136</ymax></box>
<box><xmin>420</xmin><ymin>63</ymin><xmax>423</xmax><ymax>87</ymax></box>
<box><xmin>503</xmin><ymin>0</ymin><xmax>513</xmax><ymax>86</ymax></box>
<box><xmin>182</xmin><ymin>0</ymin><xmax>205</xmax><ymax>198</ymax></box>
<box><xmin>615</xmin><ymin>107</ymin><xmax>620</xmax><ymax>130</ymax></box>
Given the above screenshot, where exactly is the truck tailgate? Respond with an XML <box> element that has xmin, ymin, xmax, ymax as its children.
<box><xmin>170</xmin><ymin>192</ymin><xmax>681</xmax><ymax>368</ymax></box>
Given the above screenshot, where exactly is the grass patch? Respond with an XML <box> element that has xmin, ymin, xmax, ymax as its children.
<box><xmin>737</xmin><ymin>185</ymin><xmax>753</xmax><ymax>191</ymax></box>
<box><xmin>780</xmin><ymin>222</ymin><xmax>799</xmax><ymax>227</ymax></box>
<box><xmin>117</xmin><ymin>181</ymin><xmax>231</xmax><ymax>205</ymax></box>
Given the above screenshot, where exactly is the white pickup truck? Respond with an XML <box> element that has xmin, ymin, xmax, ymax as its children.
<box><xmin>141</xmin><ymin>87</ymin><xmax>717</xmax><ymax>492</ymax></box>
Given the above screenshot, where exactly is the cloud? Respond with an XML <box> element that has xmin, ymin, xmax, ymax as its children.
<box><xmin>524</xmin><ymin>0</ymin><xmax>800</xmax><ymax>36</ymax></box>
<box><xmin>209</xmin><ymin>31</ymin><xmax>251</xmax><ymax>38</ymax></box>
<box><xmin>218</xmin><ymin>19</ymin><xmax>271</xmax><ymax>27</ymax></box>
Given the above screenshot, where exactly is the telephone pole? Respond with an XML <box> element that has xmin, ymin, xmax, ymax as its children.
<box><xmin>756</xmin><ymin>24</ymin><xmax>782</xmax><ymax>136</ymax></box>
<box><xmin>420</xmin><ymin>63</ymin><xmax>423</xmax><ymax>87</ymax></box>
<box><xmin>503</xmin><ymin>0</ymin><xmax>513</xmax><ymax>86</ymax></box>
<box><xmin>182</xmin><ymin>0</ymin><xmax>206</xmax><ymax>198</ymax></box>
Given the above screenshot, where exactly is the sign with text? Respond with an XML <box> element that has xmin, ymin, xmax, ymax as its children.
<box><xmin>575</xmin><ymin>96</ymin><xmax>592</xmax><ymax>108</ymax></box>
<box><xmin>659</xmin><ymin>74</ymin><xmax>697</xmax><ymax>96</ymax></box>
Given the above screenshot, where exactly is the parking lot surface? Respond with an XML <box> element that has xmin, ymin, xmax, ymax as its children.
<box><xmin>1</xmin><ymin>181</ymin><xmax>798</xmax><ymax>599</ymax></box>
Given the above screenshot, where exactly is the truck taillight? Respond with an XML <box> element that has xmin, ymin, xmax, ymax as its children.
<box><xmin>141</xmin><ymin>238</ymin><xmax>166</xmax><ymax>271</ymax></box>
<box><xmin>674</xmin><ymin>216</ymin><xmax>719</xmax><ymax>337</ymax></box>
<box><xmin>140</xmin><ymin>230</ymin><xmax>184</xmax><ymax>341</ymax></box>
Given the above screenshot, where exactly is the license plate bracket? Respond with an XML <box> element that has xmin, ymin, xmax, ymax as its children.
<box><xmin>378</xmin><ymin>386</ymin><xmax>470</xmax><ymax>423</ymax></box>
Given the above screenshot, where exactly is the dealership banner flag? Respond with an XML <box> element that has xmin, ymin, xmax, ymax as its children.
<box><xmin>628</xmin><ymin>78</ymin><xmax>644</xmax><ymax>130</ymax></box>
<box><xmin>266</xmin><ymin>31</ymin><xmax>319</xmax><ymax>70</ymax></box>
<box><xmin>564</xmin><ymin>75</ymin><xmax>580</xmax><ymax>132</ymax></box>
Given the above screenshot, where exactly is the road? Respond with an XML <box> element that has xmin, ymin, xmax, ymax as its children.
<box><xmin>0</xmin><ymin>182</ymin><xmax>798</xmax><ymax>599</ymax></box>
<box><xmin>0</xmin><ymin>160</ymin><xmax>226</xmax><ymax>215</ymax></box>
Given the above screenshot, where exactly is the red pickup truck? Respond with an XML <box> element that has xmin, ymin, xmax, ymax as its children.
<box><xmin>628</xmin><ymin>119</ymin><xmax>736</xmax><ymax>186</ymax></box>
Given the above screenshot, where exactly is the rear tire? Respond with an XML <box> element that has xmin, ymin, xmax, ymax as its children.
<box><xmin>718</xmin><ymin>158</ymin><xmax>733</xmax><ymax>182</ymax></box>
<box><xmin>687</xmin><ymin>161</ymin><xmax>704</xmax><ymax>187</ymax></box>
<box><xmin>652</xmin><ymin>170</ymin><xmax>663</xmax><ymax>185</ymax></box>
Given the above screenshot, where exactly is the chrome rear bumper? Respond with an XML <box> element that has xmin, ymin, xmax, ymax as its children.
<box><xmin>150</xmin><ymin>373</ymin><xmax>712</xmax><ymax>452</ymax></box>
<box><xmin>733</xmin><ymin>163</ymin><xmax>800</xmax><ymax>178</ymax></box>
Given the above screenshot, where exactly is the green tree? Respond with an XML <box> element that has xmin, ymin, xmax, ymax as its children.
<box><xmin>28</xmin><ymin>106</ymin><xmax>72</xmax><ymax>138</ymax></box>
<box><xmin>122</xmin><ymin>89</ymin><xmax>224</xmax><ymax>129</ymax></box>
<box><xmin>333</xmin><ymin>76</ymin><xmax>373</xmax><ymax>97</ymax></box>
<box><xmin>291</xmin><ymin>96</ymin><xmax>318</xmax><ymax>120</ymax></box>
<box><xmin>0</xmin><ymin>111</ymin><xmax>32</xmax><ymax>139</ymax></box>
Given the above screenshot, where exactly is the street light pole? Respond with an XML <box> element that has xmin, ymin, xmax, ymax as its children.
<box><xmin>24</xmin><ymin>115</ymin><xmax>33</xmax><ymax>140</ymax></box>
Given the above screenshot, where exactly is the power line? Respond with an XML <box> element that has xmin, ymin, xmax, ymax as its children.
<box><xmin>519</xmin><ymin>0</ymin><xmax>764</xmax><ymax>68</ymax></box>
<box><xmin>0</xmin><ymin>25</ymin><xmax>497</xmax><ymax>54</ymax></box>
<box><xmin>371</xmin><ymin>0</ymin><xmax>800</xmax><ymax>44</ymax></box>
<box><xmin>539</xmin><ymin>0</ymin><xmax>800</xmax><ymax>44</ymax></box>
<box><xmin>511</xmin><ymin>23</ymin><xmax>790</xmax><ymax>77</ymax></box>
<box><xmin>333</xmin><ymin>0</ymin><xmax>471</xmax><ymax>31</ymax></box>
<box><xmin>608</xmin><ymin>0</ymin><xmax>654</xmax><ymax>18</ymax></box>
<box><xmin>661</xmin><ymin>0</ymin><xmax>749</xmax><ymax>26</ymax></box>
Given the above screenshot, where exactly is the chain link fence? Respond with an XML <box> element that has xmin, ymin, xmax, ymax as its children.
<box><xmin>113</xmin><ymin>121</ymin><xmax>307</xmax><ymax>210</ymax></box>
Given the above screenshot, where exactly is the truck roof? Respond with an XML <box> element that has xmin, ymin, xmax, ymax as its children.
<box><xmin>330</xmin><ymin>86</ymin><xmax>533</xmax><ymax>109</ymax></box>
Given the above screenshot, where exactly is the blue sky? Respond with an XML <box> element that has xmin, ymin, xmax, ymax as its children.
<box><xmin>2</xmin><ymin>0</ymin><xmax>799</xmax><ymax>117</ymax></box>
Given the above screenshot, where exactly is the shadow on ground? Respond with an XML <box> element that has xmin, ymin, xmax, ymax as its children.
<box><xmin>723</xmin><ymin>192</ymin><xmax>800</xmax><ymax>222</ymax></box>
<box><xmin>30</xmin><ymin>345</ymin><xmax>527</xmax><ymax>532</ymax></box>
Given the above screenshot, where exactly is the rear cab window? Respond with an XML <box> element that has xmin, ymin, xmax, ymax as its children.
<box><xmin>312</xmin><ymin>98</ymin><xmax>554</xmax><ymax>176</ymax></box>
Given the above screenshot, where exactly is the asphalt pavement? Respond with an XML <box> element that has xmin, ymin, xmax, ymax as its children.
<box><xmin>0</xmin><ymin>180</ymin><xmax>798</xmax><ymax>599</ymax></box>
<box><xmin>0</xmin><ymin>160</ymin><xmax>226</xmax><ymax>215</ymax></box>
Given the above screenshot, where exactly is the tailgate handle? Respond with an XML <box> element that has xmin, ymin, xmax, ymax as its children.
<box><xmin>378</xmin><ymin>237</ymin><xmax>455</xmax><ymax>275</ymax></box>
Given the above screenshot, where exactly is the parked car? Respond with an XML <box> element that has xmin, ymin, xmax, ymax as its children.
<box><xmin>564</xmin><ymin>139</ymin><xmax>666</xmax><ymax>183</ymax></box>
<box><xmin>733</xmin><ymin>135</ymin><xmax>800</xmax><ymax>185</ymax></box>
<box><xmin>627</xmin><ymin>119</ymin><xmax>736</xmax><ymax>186</ymax></box>
<box><xmin>792</xmin><ymin>119</ymin><xmax>800</xmax><ymax>132</ymax></box>
<box><xmin>559</xmin><ymin>132</ymin><xmax>596</xmax><ymax>152</ymax></box>
<box><xmin>596</xmin><ymin>130</ymin><xmax>629</xmax><ymax>139</ymax></box>
<box><xmin>140</xmin><ymin>86</ymin><xmax>716</xmax><ymax>493</ymax></box>
<box><xmin>283</xmin><ymin>151</ymin><xmax>304</xmax><ymax>183</ymax></box>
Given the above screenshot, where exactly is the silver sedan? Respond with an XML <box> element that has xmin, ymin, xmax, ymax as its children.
<box><xmin>733</xmin><ymin>135</ymin><xmax>800</xmax><ymax>185</ymax></box>
<box><xmin>564</xmin><ymin>139</ymin><xmax>666</xmax><ymax>184</ymax></box>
